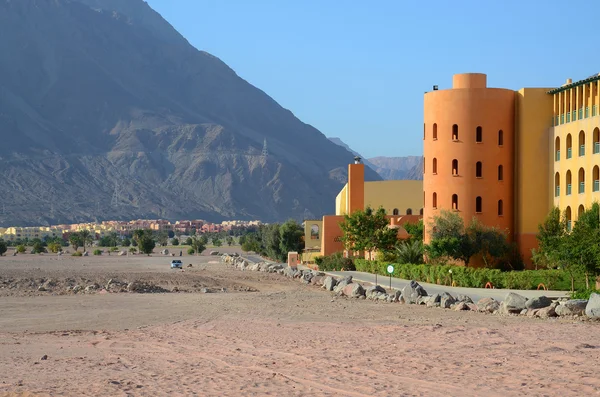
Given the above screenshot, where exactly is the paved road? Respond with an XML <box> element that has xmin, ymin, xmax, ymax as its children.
<box><xmin>239</xmin><ymin>254</ymin><xmax>569</xmax><ymax>302</ymax></box>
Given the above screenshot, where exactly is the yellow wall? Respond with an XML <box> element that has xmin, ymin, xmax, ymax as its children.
<box><xmin>303</xmin><ymin>220</ymin><xmax>323</xmax><ymax>250</ymax></box>
<box><xmin>514</xmin><ymin>88</ymin><xmax>554</xmax><ymax>264</ymax></box>
<box><xmin>364</xmin><ymin>180</ymin><xmax>423</xmax><ymax>215</ymax></box>
<box><xmin>335</xmin><ymin>184</ymin><xmax>348</xmax><ymax>215</ymax></box>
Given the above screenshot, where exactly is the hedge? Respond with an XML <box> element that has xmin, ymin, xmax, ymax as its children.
<box><xmin>354</xmin><ymin>259</ymin><xmax>586</xmax><ymax>291</ymax></box>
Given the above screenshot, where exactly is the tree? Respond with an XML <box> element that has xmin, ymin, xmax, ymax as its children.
<box><xmin>200</xmin><ymin>235</ymin><xmax>209</xmax><ymax>245</ymax></box>
<box><xmin>533</xmin><ymin>207</ymin><xmax>567</xmax><ymax>269</ymax></box>
<box><xmin>466</xmin><ymin>219</ymin><xmax>510</xmax><ymax>268</ymax></box>
<box><xmin>139</xmin><ymin>235</ymin><xmax>156</xmax><ymax>255</ymax></box>
<box><xmin>172</xmin><ymin>238</ymin><xmax>180</xmax><ymax>246</ymax></box>
<box><xmin>47</xmin><ymin>242</ymin><xmax>62</xmax><ymax>253</ymax></box>
<box><xmin>570</xmin><ymin>203</ymin><xmax>600</xmax><ymax>289</ymax></box>
<box><xmin>190</xmin><ymin>236</ymin><xmax>206</xmax><ymax>256</ymax></box>
<box><xmin>32</xmin><ymin>241</ymin><xmax>46</xmax><ymax>254</ymax></box>
<box><xmin>238</xmin><ymin>235</ymin><xmax>246</xmax><ymax>246</ymax></box>
<box><xmin>167</xmin><ymin>230</ymin><xmax>175</xmax><ymax>239</ymax></box>
<box><xmin>212</xmin><ymin>238</ymin><xmax>222</xmax><ymax>247</ymax></box>
<box><xmin>157</xmin><ymin>231</ymin><xmax>169</xmax><ymax>247</ymax></box>
<box><xmin>279</xmin><ymin>219</ymin><xmax>304</xmax><ymax>259</ymax></box>
<box><xmin>339</xmin><ymin>206</ymin><xmax>398</xmax><ymax>259</ymax></box>
<box><xmin>79</xmin><ymin>230</ymin><xmax>93</xmax><ymax>251</ymax></box>
<box><xmin>241</xmin><ymin>234</ymin><xmax>261</xmax><ymax>253</ymax></box>
<box><xmin>403</xmin><ymin>220</ymin><xmax>424</xmax><ymax>244</ymax></box>
<box><xmin>0</xmin><ymin>240</ymin><xmax>7</xmax><ymax>256</ymax></box>
<box><xmin>396</xmin><ymin>240</ymin><xmax>423</xmax><ymax>264</ymax></box>
<box><xmin>226</xmin><ymin>236</ymin><xmax>234</xmax><ymax>246</ymax></box>
<box><xmin>261</xmin><ymin>224</ymin><xmax>282</xmax><ymax>260</ymax></box>
<box><xmin>16</xmin><ymin>245</ymin><xmax>26</xmax><ymax>253</ymax></box>
<box><xmin>99</xmin><ymin>232</ymin><xmax>118</xmax><ymax>247</ymax></box>
<box><xmin>122</xmin><ymin>238</ymin><xmax>131</xmax><ymax>247</ymax></box>
<box><xmin>69</xmin><ymin>233</ymin><xmax>82</xmax><ymax>252</ymax></box>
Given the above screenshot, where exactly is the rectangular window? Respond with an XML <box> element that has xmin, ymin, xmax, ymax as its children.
<box><xmin>572</xmin><ymin>110</ymin><xmax>577</xmax><ymax>121</ymax></box>
<box><xmin>594</xmin><ymin>105</ymin><xmax>598</xmax><ymax>117</ymax></box>
<box><xmin>555</xmin><ymin>116</ymin><xmax>559</xmax><ymax>126</ymax></box>
<box><xmin>586</xmin><ymin>107</ymin><xmax>590</xmax><ymax>118</ymax></box>
<box><xmin>561</xmin><ymin>114</ymin><xmax>565</xmax><ymax>124</ymax></box>
<box><xmin>579</xmin><ymin>108</ymin><xmax>583</xmax><ymax>120</ymax></box>
<box><xmin>580</xmin><ymin>145</ymin><xmax>585</xmax><ymax>156</ymax></box>
<box><xmin>567</xmin><ymin>184</ymin><xmax>572</xmax><ymax>195</ymax></box>
<box><xmin>555</xmin><ymin>186</ymin><xmax>560</xmax><ymax>197</ymax></box>
<box><xmin>566</xmin><ymin>113</ymin><xmax>571</xmax><ymax>123</ymax></box>
<box><xmin>580</xmin><ymin>182</ymin><xmax>585</xmax><ymax>194</ymax></box>
<box><xmin>567</xmin><ymin>148</ymin><xmax>572</xmax><ymax>159</ymax></box>
<box><xmin>567</xmin><ymin>220</ymin><xmax>572</xmax><ymax>232</ymax></box>
<box><xmin>594</xmin><ymin>180</ymin><xmax>600</xmax><ymax>192</ymax></box>
<box><xmin>555</xmin><ymin>150</ymin><xmax>560</xmax><ymax>161</ymax></box>
<box><xmin>595</xmin><ymin>142</ymin><xmax>600</xmax><ymax>154</ymax></box>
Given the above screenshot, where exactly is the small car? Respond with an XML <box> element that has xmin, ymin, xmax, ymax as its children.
<box><xmin>170</xmin><ymin>260</ymin><xmax>183</xmax><ymax>269</ymax></box>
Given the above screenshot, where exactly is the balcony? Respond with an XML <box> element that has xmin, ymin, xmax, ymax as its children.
<box><xmin>561</xmin><ymin>114</ymin><xmax>565</xmax><ymax>124</ymax></box>
<box><xmin>586</xmin><ymin>107</ymin><xmax>590</xmax><ymax>118</ymax></box>
<box><xmin>567</xmin><ymin>184</ymin><xmax>572</xmax><ymax>195</ymax></box>
<box><xmin>579</xmin><ymin>182</ymin><xmax>585</xmax><ymax>194</ymax></box>
<box><xmin>594</xmin><ymin>105</ymin><xmax>598</xmax><ymax>117</ymax></box>
<box><xmin>555</xmin><ymin>116</ymin><xmax>559</xmax><ymax>126</ymax></box>
<box><xmin>580</xmin><ymin>145</ymin><xmax>585</xmax><ymax>157</ymax></box>
<box><xmin>579</xmin><ymin>108</ymin><xmax>583</xmax><ymax>120</ymax></box>
<box><xmin>572</xmin><ymin>110</ymin><xmax>577</xmax><ymax>121</ymax></box>
<box><xmin>567</xmin><ymin>147</ymin><xmax>572</xmax><ymax>159</ymax></box>
<box><xmin>566</xmin><ymin>113</ymin><xmax>571</xmax><ymax>123</ymax></box>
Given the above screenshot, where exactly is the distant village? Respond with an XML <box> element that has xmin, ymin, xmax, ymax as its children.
<box><xmin>0</xmin><ymin>219</ymin><xmax>263</xmax><ymax>242</ymax></box>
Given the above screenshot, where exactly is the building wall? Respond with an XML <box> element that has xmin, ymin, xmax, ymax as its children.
<box><xmin>335</xmin><ymin>184</ymin><xmax>348</xmax><ymax>216</ymax></box>
<box><xmin>347</xmin><ymin>162</ymin><xmax>365</xmax><ymax>214</ymax></box>
<box><xmin>515</xmin><ymin>88</ymin><xmax>554</xmax><ymax>266</ymax></box>
<box><xmin>424</xmin><ymin>73</ymin><xmax>515</xmax><ymax>246</ymax></box>
<box><xmin>551</xmin><ymin>78</ymin><xmax>600</xmax><ymax>228</ymax></box>
<box><xmin>320</xmin><ymin>215</ymin><xmax>345</xmax><ymax>257</ymax></box>
<box><xmin>303</xmin><ymin>220</ymin><xmax>323</xmax><ymax>250</ymax></box>
<box><xmin>364</xmin><ymin>180</ymin><xmax>423</xmax><ymax>216</ymax></box>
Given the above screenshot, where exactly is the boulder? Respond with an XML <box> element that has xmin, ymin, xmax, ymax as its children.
<box><xmin>525</xmin><ymin>296</ymin><xmax>552</xmax><ymax>310</ymax></box>
<box><xmin>440</xmin><ymin>292</ymin><xmax>456</xmax><ymax>309</ymax></box>
<box><xmin>416</xmin><ymin>296</ymin><xmax>429</xmax><ymax>305</ymax></box>
<box><xmin>536</xmin><ymin>306</ymin><xmax>557</xmax><ymax>318</ymax></box>
<box><xmin>118</xmin><ymin>250</ymin><xmax>127</xmax><ymax>256</ymax></box>
<box><xmin>454</xmin><ymin>301</ymin><xmax>470</xmax><ymax>311</ymax></box>
<box><xmin>456</xmin><ymin>294</ymin><xmax>474</xmax><ymax>304</ymax></box>
<box><xmin>499</xmin><ymin>292</ymin><xmax>528</xmax><ymax>314</ymax></box>
<box><xmin>555</xmin><ymin>299</ymin><xmax>588</xmax><ymax>316</ymax></box>
<box><xmin>322</xmin><ymin>276</ymin><xmax>337</xmax><ymax>291</ymax></box>
<box><xmin>310</xmin><ymin>276</ymin><xmax>324</xmax><ymax>286</ymax></box>
<box><xmin>477</xmin><ymin>297</ymin><xmax>500</xmax><ymax>313</ymax></box>
<box><xmin>210</xmin><ymin>251</ymin><xmax>220</xmax><ymax>256</ymax></box>
<box><xmin>585</xmin><ymin>293</ymin><xmax>600</xmax><ymax>318</ymax></box>
<box><xmin>401</xmin><ymin>280</ymin><xmax>428</xmax><ymax>304</ymax></box>
<box><xmin>366</xmin><ymin>285</ymin><xmax>386</xmax><ymax>299</ymax></box>
<box><xmin>160</xmin><ymin>249</ymin><xmax>169</xmax><ymax>255</ymax></box>
<box><xmin>391</xmin><ymin>290</ymin><xmax>402</xmax><ymax>302</ymax></box>
<box><xmin>426</xmin><ymin>294</ymin><xmax>441</xmax><ymax>308</ymax></box>
<box><xmin>334</xmin><ymin>278</ymin><xmax>353</xmax><ymax>294</ymax></box>
<box><xmin>342</xmin><ymin>283</ymin><xmax>366</xmax><ymax>298</ymax></box>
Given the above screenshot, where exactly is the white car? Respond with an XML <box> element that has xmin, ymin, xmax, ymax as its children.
<box><xmin>170</xmin><ymin>260</ymin><xmax>183</xmax><ymax>269</ymax></box>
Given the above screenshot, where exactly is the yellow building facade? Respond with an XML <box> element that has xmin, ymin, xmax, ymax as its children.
<box><xmin>336</xmin><ymin>180</ymin><xmax>424</xmax><ymax>216</ymax></box>
<box><xmin>550</xmin><ymin>75</ymin><xmax>600</xmax><ymax>230</ymax></box>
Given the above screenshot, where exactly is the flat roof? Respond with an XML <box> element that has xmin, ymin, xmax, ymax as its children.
<box><xmin>547</xmin><ymin>74</ymin><xmax>600</xmax><ymax>94</ymax></box>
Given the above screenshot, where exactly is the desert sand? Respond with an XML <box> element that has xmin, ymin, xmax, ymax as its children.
<box><xmin>0</xmin><ymin>249</ymin><xmax>599</xmax><ymax>396</ymax></box>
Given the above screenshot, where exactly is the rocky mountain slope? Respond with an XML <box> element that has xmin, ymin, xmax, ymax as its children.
<box><xmin>368</xmin><ymin>156</ymin><xmax>423</xmax><ymax>180</ymax></box>
<box><xmin>0</xmin><ymin>0</ymin><xmax>381</xmax><ymax>226</ymax></box>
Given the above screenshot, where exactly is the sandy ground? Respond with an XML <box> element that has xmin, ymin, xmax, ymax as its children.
<box><xmin>1</xmin><ymin>250</ymin><xmax>599</xmax><ymax>397</ymax></box>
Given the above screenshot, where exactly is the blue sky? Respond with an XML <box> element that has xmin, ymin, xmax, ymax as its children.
<box><xmin>146</xmin><ymin>0</ymin><xmax>600</xmax><ymax>158</ymax></box>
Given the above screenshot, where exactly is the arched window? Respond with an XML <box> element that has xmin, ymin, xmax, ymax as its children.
<box><xmin>498</xmin><ymin>200</ymin><xmax>504</xmax><ymax>216</ymax></box>
<box><xmin>579</xmin><ymin>130</ymin><xmax>585</xmax><ymax>156</ymax></box>
<box><xmin>594</xmin><ymin>127</ymin><xmax>599</xmax><ymax>154</ymax></box>
<box><xmin>476</xmin><ymin>196</ymin><xmax>482</xmax><ymax>213</ymax></box>
<box><xmin>498</xmin><ymin>130</ymin><xmax>504</xmax><ymax>146</ymax></box>
<box><xmin>419</xmin><ymin>208</ymin><xmax>423</xmax><ymax>215</ymax></box>
<box><xmin>433</xmin><ymin>158</ymin><xmax>437</xmax><ymax>174</ymax></box>
<box><xmin>452</xmin><ymin>194</ymin><xmax>459</xmax><ymax>210</ymax></box>
<box><xmin>476</xmin><ymin>161</ymin><xmax>482</xmax><ymax>178</ymax></box>
<box><xmin>554</xmin><ymin>172</ymin><xmax>560</xmax><ymax>197</ymax></box>
<box><xmin>566</xmin><ymin>206</ymin><xmax>572</xmax><ymax>231</ymax></box>
<box><xmin>433</xmin><ymin>192</ymin><xmax>437</xmax><ymax>209</ymax></box>
<box><xmin>579</xmin><ymin>167</ymin><xmax>585</xmax><ymax>193</ymax></box>
<box><xmin>476</xmin><ymin>126</ymin><xmax>482</xmax><ymax>143</ymax></box>
<box><xmin>406</xmin><ymin>208</ymin><xmax>413</xmax><ymax>215</ymax></box>
<box><xmin>566</xmin><ymin>134</ymin><xmax>572</xmax><ymax>159</ymax></box>
<box><xmin>310</xmin><ymin>224</ymin><xmax>320</xmax><ymax>240</ymax></box>
<box><xmin>566</xmin><ymin>170</ymin><xmax>572</xmax><ymax>195</ymax></box>
<box><xmin>452</xmin><ymin>124</ymin><xmax>459</xmax><ymax>141</ymax></box>
<box><xmin>498</xmin><ymin>165</ymin><xmax>504</xmax><ymax>181</ymax></box>
<box><xmin>392</xmin><ymin>208</ymin><xmax>399</xmax><ymax>215</ymax></box>
<box><xmin>433</xmin><ymin>123</ymin><xmax>438</xmax><ymax>140</ymax></box>
<box><xmin>593</xmin><ymin>165</ymin><xmax>599</xmax><ymax>192</ymax></box>
<box><xmin>452</xmin><ymin>159</ymin><xmax>459</xmax><ymax>175</ymax></box>
<box><xmin>555</xmin><ymin>136</ymin><xmax>560</xmax><ymax>161</ymax></box>
<box><xmin>578</xmin><ymin>205</ymin><xmax>585</xmax><ymax>218</ymax></box>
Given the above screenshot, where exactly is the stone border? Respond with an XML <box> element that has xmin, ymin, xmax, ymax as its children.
<box><xmin>221</xmin><ymin>254</ymin><xmax>600</xmax><ymax>322</ymax></box>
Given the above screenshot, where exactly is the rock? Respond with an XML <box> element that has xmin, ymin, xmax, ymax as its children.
<box><xmin>366</xmin><ymin>285</ymin><xmax>386</xmax><ymax>299</ymax></box>
<box><xmin>310</xmin><ymin>276</ymin><xmax>324</xmax><ymax>286</ymax></box>
<box><xmin>585</xmin><ymin>293</ymin><xmax>600</xmax><ymax>318</ymax></box>
<box><xmin>456</xmin><ymin>294</ymin><xmax>473</xmax><ymax>304</ymax></box>
<box><xmin>416</xmin><ymin>296</ymin><xmax>429</xmax><ymax>305</ymax></box>
<box><xmin>72</xmin><ymin>285</ymin><xmax>82</xmax><ymax>293</ymax></box>
<box><xmin>41</xmin><ymin>355</ymin><xmax>48</xmax><ymax>360</ymax></box>
<box><xmin>322</xmin><ymin>276</ymin><xmax>337</xmax><ymax>291</ymax></box>
<box><xmin>454</xmin><ymin>301</ymin><xmax>470</xmax><ymax>311</ymax></box>
<box><xmin>500</xmin><ymin>292</ymin><xmax>528</xmax><ymax>314</ymax></box>
<box><xmin>525</xmin><ymin>296</ymin><xmax>552</xmax><ymax>310</ymax></box>
<box><xmin>83</xmin><ymin>251</ymin><xmax>89</xmax><ymax>256</ymax></box>
<box><xmin>127</xmin><ymin>282</ymin><xmax>141</xmax><ymax>292</ymax></box>
<box><xmin>440</xmin><ymin>292</ymin><xmax>456</xmax><ymax>309</ymax></box>
<box><xmin>339</xmin><ymin>275</ymin><xmax>353</xmax><ymax>284</ymax></box>
<box><xmin>536</xmin><ymin>306</ymin><xmax>557</xmax><ymax>318</ymax></box>
<box><xmin>342</xmin><ymin>283</ymin><xmax>365</xmax><ymax>298</ymax></box>
<box><xmin>556</xmin><ymin>299</ymin><xmax>588</xmax><ymax>316</ymax></box>
<box><xmin>477</xmin><ymin>297</ymin><xmax>500</xmax><ymax>313</ymax></box>
<box><xmin>426</xmin><ymin>294</ymin><xmax>441</xmax><ymax>308</ymax></box>
<box><xmin>160</xmin><ymin>249</ymin><xmax>169</xmax><ymax>255</ymax></box>
<box><xmin>200</xmin><ymin>288</ymin><xmax>209</xmax><ymax>293</ymax></box>
<box><xmin>520</xmin><ymin>309</ymin><xmax>529</xmax><ymax>315</ymax></box>
<box><xmin>334</xmin><ymin>278</ymin><xmax>352</xmax><ymax>294</ymax></box>
<box><xmin>210</xmin><ymin>251</ymin><xmax>220</xmax><ymax>256</ymax></box>
<box><xmin>302</xmin><ymin>272</ymin><xmax>314</xmax><ymax>284</ymax></box>
<box><xmin>391</xmin><ymin>290</ymin><xmax>402</xmax><ymax>302</ymax></box>
<box><xmin>37</xmin><ymin>286</ymin><xmax>47</xmax><ymax>292</ymax></box>
<box><xmin>118</xmin><ymin>250</ymin><xmax>127</xmax><ymax>256</ymax></box>
<box><xmin>466</xmin><ymin>303</ymin><xmax>478</xmax><ymax>311</ymax></box>
<box><xmin>401</xmin><ymin>280</ymin><xmax>428</xmax><ymax>304</ymax></box>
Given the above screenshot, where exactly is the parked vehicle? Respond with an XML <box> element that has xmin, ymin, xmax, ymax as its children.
<box><xmin>170</xmin><ymin>259</ymin><xmax>183</xmax><ymax>269</ymax></box>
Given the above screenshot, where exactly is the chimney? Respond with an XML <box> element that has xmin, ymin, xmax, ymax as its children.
<box><xmin>347</xmin><ymin>158</ymin><xmax>365</xmax><ymax>214</ymax></box>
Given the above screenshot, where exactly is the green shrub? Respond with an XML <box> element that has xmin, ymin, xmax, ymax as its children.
<box><xmin>315</xmin><ymin>252</ymin><xmax>356</xmax><ymax>271</ymax></box>
<box><xmin>570</xmin><ymin>289</ymin><xmax>599</xmax><ymax>300</ymax></box>
<box><xmin>93</xmin><ymin>249</ymin><xmax>102</xmax><ymax>256</ymax></box>
<box><xmin>72</xmin><ymin>251</ymin><xmax>83</xmax><ymax>257</ymax></box>
<box><xmin>187</xmin><ymin>247</ymin><xmax>195</xmax><ymax>255</ymax></box>
<box><xmin>354</xmin><ymin>259</ymin><xmax>585</xmax><ymax>291</ymax></box>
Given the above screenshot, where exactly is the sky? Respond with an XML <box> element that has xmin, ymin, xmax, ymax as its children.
<box><xmin>145</xmin><ymin>0</ymin><xmax>600</xmax><ymax>158</ymax></box>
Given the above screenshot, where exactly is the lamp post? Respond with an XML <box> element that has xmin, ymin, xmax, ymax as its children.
<box><xmin>449</xmin><ymin>269</ymin><xmax>453</xmax><ymax>286</ymax></box>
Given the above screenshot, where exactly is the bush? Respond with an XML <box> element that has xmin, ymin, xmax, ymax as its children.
<box><xmin>187</xmin><ymin>248</ymin><xmax>195</xmax><ymax>255</ymax></box>
<box><xmin>172</xmin><ymin>238</ymin><xmax>179</xmax><ymax>246</ymax></box>
<box><xmin>16</xmin><ymin>245</ymin><xmax>26</xmax><ymax>253</ymax></box>
<box><xmin>570</xmin><ymin>289</ymin><xmax>599</xmax><ymax>300</ymax></box>
<box><xmin>93</xmin><ymin>249</ymin><xmax>102</xmax><ymax>256</ymax></box>
<box><xmin>315</xmin><ymin>252</ymin><xmax>356</xmax><ymax>271</ymax></box>
<box><xmin>72</xmin><ymin>251</ymin><xmax>83</xmax><ymax>257</ymax></box>
<box><xmin>353</xmin><ymin>259</ymin><xmax>585</xmax><ymax>291</ymax></box>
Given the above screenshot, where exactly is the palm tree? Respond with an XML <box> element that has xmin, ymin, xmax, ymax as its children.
<box><xmin>69</xmin><ymin>233</ymin><xmax>81</xmax><ymax>252</ymax></box>
<box><xmin>79</xmin><ymin>230</ymin><xmax>93</xmax><ymax>252</ymax></box>
<box><xmin>395</xmin><ymin>240</ymin><xmax>424</xmax><ymax>264</ymax></box>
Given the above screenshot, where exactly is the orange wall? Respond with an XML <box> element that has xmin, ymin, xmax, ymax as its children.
<box><xmin>423</xmin><ymin>73</ymin><xmax>515</xmax><ymax>245</ymax></box>
<box><xmin>347</xmin><ymin>163</ymin><xmax>364</xmax><ymax>214</ymax></box>
<box><xmin>320</xmin><ymin>215</ymin><xmax>345</xmax><ymax>256</ymax></box>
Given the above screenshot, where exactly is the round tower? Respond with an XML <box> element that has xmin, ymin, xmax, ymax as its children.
<box><xmin>423</xmin><ymin>73</ymin><xmax>515</xmax><ymax>246</ymax></box>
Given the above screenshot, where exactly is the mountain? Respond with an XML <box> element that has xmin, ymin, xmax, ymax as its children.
<box><xmin>0</xmin><ymin>0</ymin><xmax>382</xmax><ymax>227</ymax></box>
<box><xmin>368</xmin><ymin>156</ymin><xmax>423</xmax><ymax>180</ymax></box>
<box><xmin>327</xmin><ymin>137</ymin><xmax>378</xmax><ymax>172</ymax></box>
